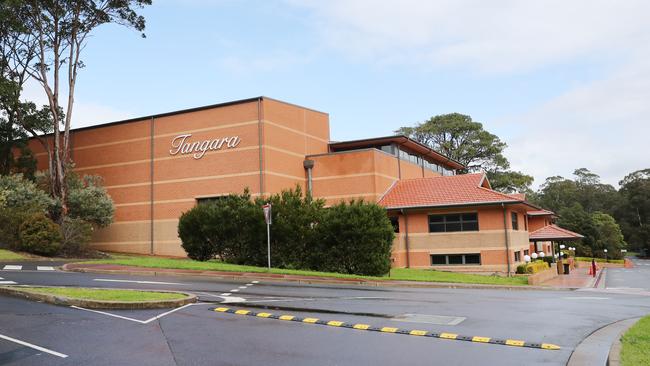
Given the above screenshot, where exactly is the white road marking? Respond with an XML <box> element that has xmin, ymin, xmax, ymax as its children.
<box><xmin>252</xmin><ymin>281</ymin><xmax>259</xmax><ymax>284</ymax></box>
<box><xmin>220</xmin><ymin>293</ymin><xmax>231</xmax><ymax>296</ymax></box>
<box><xmin>238</xmin><ymin>286</ymin><xmax>247</xmax><ymax>289</ymax></box>
<box><xmin>563</xmin><ymin>297</ymin><xmax>610</xmax><ymax>300</ymax></box>
<box><xmin>0</xmin><ymin>281</ymin><xmax>17</xmax><ymax>285</ymax></box>
<box><xmin>0</xmin><ymin>333</ymin><xmax>68</xmax><ymax>358</ymax></box>
<box><xmin>3</xmin><ymin>265</ymin><xmax>22</xmax><ymax>270</ymax></box>
<box><xmin>219</xmin><ymin>296</ymin><xmax>246</xmax><ymax>304</ymax></box>
<box><xmin>230</xmin><ymin>289</ymin><xmax>239</xmax><ymax>292</ymax></box>
<box><xmin>93</xmin><ymin>279</ymin><xmax>187</xmax><ymax>285</ymax></box>
<box><xmin>37</xmin><ymin>266</ymin><xmax>55</xmax><ymax>271</ymax></box>
<box><xmin>71</xmin><ymin>303</ymin><xmax>200</xmax><ymax>324</ymax></box>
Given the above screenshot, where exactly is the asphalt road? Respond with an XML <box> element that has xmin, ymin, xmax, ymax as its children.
<box><xmin>1</xmin><ymin>258</ymin><xmax>649</xmax><ymax>366</ymax></box>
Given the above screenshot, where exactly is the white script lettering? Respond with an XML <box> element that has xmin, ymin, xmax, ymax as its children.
<box><xmin>169</xmin><ymin>133</ymin><xmax>242</xmax><ymax>159</ymax></box>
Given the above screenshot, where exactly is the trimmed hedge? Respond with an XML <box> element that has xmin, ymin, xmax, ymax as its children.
<box><xmin>178</xmin><ymin>187</ymin><xmax>395</xmax><ymax>276</ymax></box>
<box><xmin>516</xmin><ymin>260</ymin><xmax>550</xmax><ymax>274</ymax></box>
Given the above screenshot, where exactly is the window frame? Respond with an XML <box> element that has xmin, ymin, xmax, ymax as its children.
<box><xmin>428</xmin><ymin>212</ymin><xmax>479</xmax><ymax>233</ymax></box>
<box><xmin>511</xmin><ymin>212</ymin><xmax>519</xmax><ymax>230</ymax></box>
<box><xmin>430</xmin><ymin>253</ymin><xmax>482</xmax><ymax>266</ymax></box>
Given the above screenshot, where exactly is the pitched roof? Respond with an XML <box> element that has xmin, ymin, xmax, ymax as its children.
<box><xmin>529</xmin><ymin>224</ymin><xmax>584</xmax><ymax>242</ymax></box>
<box><xmin>378</xmin><ymin>173</ymin><xmax>524</xmax><ymax>209</ymax></box>
<box><xmin>510</xmin><ymin>193</ymin><xmax>526</xmax><ymax>201</ymax></box>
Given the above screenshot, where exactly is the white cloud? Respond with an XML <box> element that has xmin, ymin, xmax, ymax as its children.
<box><xmin>20</xmin><ymin>79</ymin><xmax>134</xmax><ymax>129</ymax></box>
<box><xmin>292</xmin><ymin>0</ymin><xmax>650</xmax><ymax>74</ymax></box>
<box><xmin>507</xmin><ymin>53</ymin><xmax>650</xmax><ymax>187</ymax></box>
<box><xmin>292</xmin><ymin>0</ymin><xmax>650</xmax><ymax>187</ymax></box>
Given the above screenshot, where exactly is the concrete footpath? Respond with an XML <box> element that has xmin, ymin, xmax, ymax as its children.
<box><xmin>540</xmin><ymin>267</ymin><xmax>603</xmax><ymax>289</ymax></box>
<box><xmin>63</xmin><ymin>263</ymin><xmax>578</xmax><ymax>291</ymax></box>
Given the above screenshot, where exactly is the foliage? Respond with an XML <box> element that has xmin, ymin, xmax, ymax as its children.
<box><xmin>575</xmin><ymin>257</ymin><xmax>625</xmax><ymax>264</ymax></box>
<box><xmin>179</xmin><ymin>190</ymin><xmax>264</xmax><ymax>263</ymax></box>
<box><xmin>254</xmin><ymin>186</ymin><xmax>324</xmax><ymax>269</ymax></box>
<box><xmin>60</xmin><ymin>217</ymin><xmax>93</xmax><ymax>256</ymax></box>
<box><xmin>620</xmin><ymin>315</ymin><xmax>650</xmax><ymax>366</ymax></box>
<box><xmin>66</xmin><ymin>173</ymin><xmax>114</xmax><ymax>228</ymax></box>
<box><xmin>1</xmin><ymin>0</ymin><xmax>151</xmax><ymax>214</ymax></box>
<box><xmin>312</xmin><ymin>200</ymin><xmax>394</xmax><ymax>276</ymax></box>
<box><xmin>0</xmin><ymin>174</ymin><xmax>53</xmax><ymax>248</ymax></box>
<box><xmin>592</xmin><ymin>212</ymin><xmax>626</xmax><ymax>259</ymax></box>
<box><xmin>179</xmin><ymin>188</ymin><xmax>394</xmax><ymax>276</ymax></box>
<box><xmin>82</xmin><ymin>255</ymin><xmax>529</xmax><ymax>285</ymax></box>
<box><xmin>616</xmin><ymin>169</ymin><xmax>650</xmax><ymax>254</ymax></box>
<box><xmin>17</xmin><ymin>287</ymin><xmax>186</xmax><ymax>302</ymax></box>
<box><xmin>396</xmin><ymin>112</ymin><xmax>533</xmax><ymax>193</ymax></box>
<box><xmin>515</xmin><ymin>260</ymin><xmax>549</xmax><ymax>274</ymax></box>
<box><xmin>18</xmin><ymin>213</ymin><xmax>62</xmax><ymax>256</ymax></box>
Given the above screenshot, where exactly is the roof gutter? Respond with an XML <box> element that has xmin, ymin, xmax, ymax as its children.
<box><xmin>383</xmin><ymin>200</ymin><xmax>523</xmax><ymax>211</ymax></box>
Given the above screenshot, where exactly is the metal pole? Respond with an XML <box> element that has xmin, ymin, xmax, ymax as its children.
<box><xmin>267</xmin><ymin>223</ymin><xmax>271</xmax><ymax>270</ymax></box>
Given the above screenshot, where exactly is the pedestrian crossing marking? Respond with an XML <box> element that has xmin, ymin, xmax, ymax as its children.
<box><xmin>3</xmin><ymin>265</ymin><xmax>22</xmax><ymax>270</ymax></box>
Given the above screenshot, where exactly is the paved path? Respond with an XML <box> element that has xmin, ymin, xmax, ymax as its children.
<box><xmin>0</xmin><ymin>259</ymin><xmax>648</xmax><ymax>365</ymax></box>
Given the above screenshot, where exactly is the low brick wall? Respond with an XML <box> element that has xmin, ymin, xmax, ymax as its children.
<box><xmin>527</xmin><ymin>267</ymin><xmax>559</xmax><ymax>285</ymax></box>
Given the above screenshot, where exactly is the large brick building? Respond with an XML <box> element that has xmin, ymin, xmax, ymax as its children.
<box><xmin>29</xmin><ymin>96</ymin><xmax>578</xmax><ymax>273</ymax></box>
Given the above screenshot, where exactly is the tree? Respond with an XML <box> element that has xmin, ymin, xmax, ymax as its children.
<box><xmin>616</xmin><ymin>169</ymin><xmax>650</xmax><ymax>253</ymax></box>
<box><xmin>397</xmin><ymin>113</ymin><xmax>533</xmax><ymax>193</ymax></box>
<box><xmin>592</xmin><ymin>212</ymin><xmax>626</xmax><ymax>259</ymax></box>
<box><xmin>1</xmin><ymin>0</ymin><xmax>151</xmax><ymax>218</ymax></box>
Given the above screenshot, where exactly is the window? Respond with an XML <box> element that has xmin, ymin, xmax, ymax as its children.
<box><xmin>428</xmin><ymin>213</ymin><xmax>478</xmax><ymax>233</ymax></box>
<box><xmin>389</xmin><ymin>216</ymin><xmax>400</xmax><ymax>233</ymax></box>
<box><xmin>524</xmin><ymin>249</ymin><xmax>530</xmax><ymax>256</ymax></box>
<box><xmin>511</xmin><ymin>212</ymin><xmax>519</xmax><ymax>230</ymax></box>
<box><xmin>430</xmin><ymin>253</ymin><xmax>481</xmax><ymax>266</ymax></box>
<box><xmin>196</xmin><ymin>196</ymin><xmax>227</xmax><ymax>205</ymax></box>
<box><xmin>524</xmin><ymin>216</ymin><xmax>528</xmax><ymax>231</ymax></box>
<box><xmin>514</xmin><ymin>251</ymin><xmax>521</xmax><ymax>262</ymax></box>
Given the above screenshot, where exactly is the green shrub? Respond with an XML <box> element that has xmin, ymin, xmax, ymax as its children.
<box><xmin>60</xmin><ymin>217</ymin><xmax>93</xmax><ymax>255</ymax></box>
<box><xmin>313</xmin><ymin>200</ymin><xmax>394</xmax><ymax>276</ymax></box>
<box><xmin>254</xmin><ymin>186</ymin><xmax>324</xmax><ymax>269</ymax></box>
<box><xmin>516</xmin><ymin>261</ymin><xmax>549</xmax><ymax>274</ymax></box>
<box><xmin>179</xmin><ymin>190</ymin><xmax>264</xmax><ymax>262</ymax></box>
<box><xmin>18</xmin><ymin>213</ymin><xmax>62</xmax><ymax>256</ymax></box>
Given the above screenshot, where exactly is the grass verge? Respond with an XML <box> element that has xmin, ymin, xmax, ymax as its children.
<box><xmin>621</xmin><ymin>315</ymin><xmax>650</xmax><ymax>366</ymax></box>
<box><xmin>17</xmin><ymin>287</ymin><xmax>186</xmax><ymax>302</ymax></box>
<box><xmin>0</xmin><ymin>249</ymin><xmax>28</xmax><ymax>261</ymax></box>
<box><xmin>80</xmin><ymin>255</ymin><xmax>529</xmax><ymax>286</ymax></box>
<box><xmin>575</xmin><ymin>257</ymin><xmax>625</xmax><ymax>264</ymax></box>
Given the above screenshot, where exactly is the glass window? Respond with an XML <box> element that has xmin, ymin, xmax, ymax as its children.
<box><xmin>524</xmin><ymin>250</ymin><xmax>530</xmax><ymax>256</ymax></box>
<box><xmin>430</xmin><ymin>254</ymin><xmax>481</xmax><ymax>266</ymax></box>
<box><xmin>511</xmin><ymin>212</ymin><xmax>519</xmax><ymax>230</ymax></box>
<box><xmin>428</xmin><ymin>213</ymin><xmax>479</xmax><ymax>233</ymax></box>
<box><xmin>196</xmin><ymin>196</ymin><xmax>226</xmax><ymax>205</ymax></box>
<box><xmin>465</xmin><ymin>254</ymin><xmax>481</xmax><ymax>264</ymax></box>
<box><xmin>514</xmin><ymin>251</ymin><xmax>521</xmax><ymax>262</ymax></box>
<box><xmin>448</xmin><ymin>255</ymin><xmax>463</xmax><ymax>265</ymax></box>
<box><xmin>431</xmin><ymin>255</ymin><xmax>447</xmax><ymax>265</ymax></box>
<box><xmin>389</xmin><ymin>216</ymin><xmax>400</xmax><ymax>233</ymax></box>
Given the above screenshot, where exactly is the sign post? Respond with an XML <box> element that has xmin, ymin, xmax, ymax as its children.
<box><xmin>262</xmin><ymin>203</ymin><xmax>272</xmax><ymax>270</ymax></box>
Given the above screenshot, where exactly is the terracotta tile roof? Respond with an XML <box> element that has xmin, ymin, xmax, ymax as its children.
<box><xmin>378</xmin><ymin>173</ymin><xmax>523</xmax><ymax>209</ymax></box>
<box><xmin>529</xmin><ymin>224</ymin><xmax>584</xmax><ymax>241</ymax></box>
<box><xmin>527</xmin><ymin>209</ymin><xmax>556</xmax><ymax>216</ymax></box>
<box><xmin>510</xmin><ymin>193</ymin><xmax>526</xmax><ymax>201</ymax></box>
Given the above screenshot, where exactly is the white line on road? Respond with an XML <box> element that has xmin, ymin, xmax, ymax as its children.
<box><xmin>230</xmin><ymin>289</ymin><xmax>239</xmax><ymax>292</ymax></box>
<box><xmin>0</xmin><ymin>333</ymin><xmax>68</xmax><ymax>358</ymax></box>
<box><xmin>563</xmin><ymin>297</ymin><xmax>610</xmax><ymax>300</ymax></box>
<box><xmin>252</xmin><ymin>281</ymin><xmax>259</xmax><ymax>283</ymax></box>
<box><xmin>0</xmin><ymin>281</ymin><xmax>17</xmax><ymax>285</ymax></box>
<box><xmin>245</xmin><ymin>283</ymin><xmax>253</xmax><ymax>286</ymax></box>
<box><xmin>71</xmin><ymin>303</ymin><xmax>202</xmax><ymax>324</ymax></box>
<box><xmin>238</xmin><ymin>286</ymin><xmax>247</xmax><ymax>289</ymax></box>
<box><xmin>93</xmin><ymin>279</ymin><xmax>187</xmax><ymax>285</ymax></box>
<box><xmin>3</xmin><ymin>265</ymin><xmax>22</xmax><ymax>270</ymax></box>
<box><xmin>221</xmin><ymin>293</ymin><xmax>231</xmax><ymax>296</ymax></box>
<box><xmin>37</xmin><ymin>266</ymin><xmax>55</xmax><ymax>271</ymax></box>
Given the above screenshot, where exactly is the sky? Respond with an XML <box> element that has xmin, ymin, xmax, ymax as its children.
<box><xmin>21</xmin><ymin>0</ymin><xmax>650</xmax><ymax>188</ymax></box>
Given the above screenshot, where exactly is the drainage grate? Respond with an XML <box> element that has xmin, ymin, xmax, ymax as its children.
<box><xmin>391</xmin><ymin>314</ymin><xmax>466</xmax><ymax>325</ymax></box>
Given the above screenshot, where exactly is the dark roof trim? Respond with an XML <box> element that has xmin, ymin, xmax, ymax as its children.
<box><xmin>383</xmin><ymin>200</ymin><xmax>523</xmax><ymax>211</ymax></box>
<box><xmin>329</xmin><ymin>135</ymin><xmax>465</xmax><ymax>170</ymax></box>
<box><xmin>46</xmin><ymin>96</ymin><xmax>328</xmax><ymax>135</ymax></box>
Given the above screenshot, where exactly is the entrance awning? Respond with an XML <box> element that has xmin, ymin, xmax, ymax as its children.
<box><xmin>529</xmin><ymin>224</ymin><xmax>584</xmax><ymax>242</ymax></box>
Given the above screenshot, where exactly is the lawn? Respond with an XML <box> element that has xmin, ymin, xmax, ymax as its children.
<box><xmin>17</xmin><ymin>287</ymin><xmax>187</xmax><ymax>302</ymax></box>
<box><xmin>575</xmin><ymin>257</ymin><xmax>625</xmax><ymax>264</ymax></box>
<box><xmin>0</xmin><ymin>249</ymin><xmax>28</xmax><ymax>261</ymax></box>
<box><xmin>621</xmin><ymin>315</ymin><xmax>650</xmax><ymax>366</ymax></box>
<box><xmin>81</xmin><ymin>255</ymin><xmax>529</xmax><ymax>286</ymax></box>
